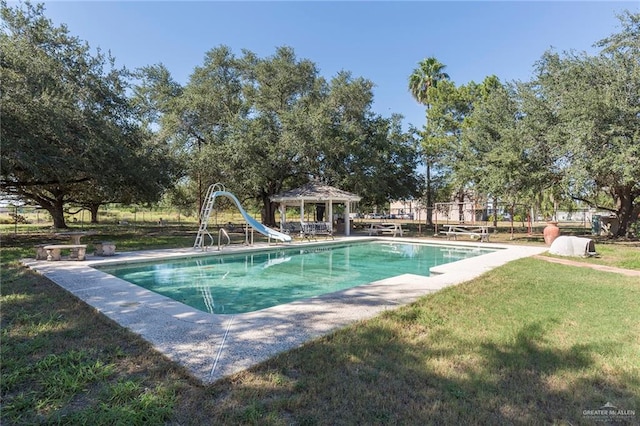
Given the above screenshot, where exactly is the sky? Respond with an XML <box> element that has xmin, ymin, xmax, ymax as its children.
<box><xmin>36</xmin><ymin>1</ymin><xmax>639</xmax><ymax>130</ymax></box>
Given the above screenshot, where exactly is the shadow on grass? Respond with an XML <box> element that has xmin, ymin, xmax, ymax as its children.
<box><xmin>0</xmin><ymin>261</ymin><xmax>190</xmax><ymax>424</ymax></box>
<box><xmin>195</xmin><ymin>319</ymin><xmax>639</xmax><ymax>425</ymax></box>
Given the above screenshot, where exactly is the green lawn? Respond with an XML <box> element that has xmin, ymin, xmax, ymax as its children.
<box><xmin>551</xmin><ymin>242</ymin><xmax>640</xmax><ymax>270</ymax></box>
<box><xmin>1</xmin><ymin>227</ymin><xmax>638</xmax><ymax>425</ymax></box>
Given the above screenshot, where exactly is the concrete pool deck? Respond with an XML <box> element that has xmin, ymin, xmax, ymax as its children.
<box><xmin>23</xmin><ymin>237</ymin><xmax>547</xmax><ymax>384</ymax></box>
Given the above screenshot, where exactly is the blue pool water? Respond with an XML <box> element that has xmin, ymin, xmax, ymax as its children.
<box><xmin>98</xmin><ymin>242</ymin><xmax>494</xmax><ymax>314</ymax></box>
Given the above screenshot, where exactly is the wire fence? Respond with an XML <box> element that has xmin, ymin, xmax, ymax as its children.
<box><xmin>0</xmin><ymin>204</ymin><xmax>272</xmax><ymax>234</ymax></box>
<box><xmin>0</xmin><ymin>205</ymin><xmax>196</xmax><ymax>233</ymax></box>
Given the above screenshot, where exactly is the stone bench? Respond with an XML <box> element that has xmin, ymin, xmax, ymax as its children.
<box><xmin>43</xmin><ymin>244</ymin><xmax>87</xmax><ymax>261</ymax></box>
<box><xmin>34</xmin><ymin>244</ymin><xmax>49</xmax><ymax>260</ymax></box>
<box><xmin>94</xmin><ymin>241</ymin><xmax>116</xmax><ymax>256</ymax></box>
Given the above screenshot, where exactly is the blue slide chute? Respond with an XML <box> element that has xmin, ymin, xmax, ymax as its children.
<box><xmin>216</xmin><ymin>191</ymin><xmax>292</xmax><ymax>242</ymax></box>
<box><xmin>194</xmin><ymin>186</ymin><xmax>292</xmax><ymax>249</ymax></box>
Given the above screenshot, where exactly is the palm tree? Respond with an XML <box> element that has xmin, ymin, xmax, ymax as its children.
<box><xmin>409</xmin><ymin>57</ymin><xmax>450</xmax><ymax>109</ymax></box>
<box><xmin>408</xmin><ymin>57</ymin><xmax>450</xmax><ymax>226</ymax></box>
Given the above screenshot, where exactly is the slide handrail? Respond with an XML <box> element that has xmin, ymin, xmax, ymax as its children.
<box><xmin>218</xmin><ymin>228</ymin><xmax>231</xmax><ymax>251</ymax></box>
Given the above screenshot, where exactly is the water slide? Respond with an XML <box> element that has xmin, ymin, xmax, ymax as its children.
<box><xmin>195</xmin><ymin>187</ymin><xmax>292</xmax><ymax>248</ymax></box>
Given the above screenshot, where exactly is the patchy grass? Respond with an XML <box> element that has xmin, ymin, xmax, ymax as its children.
<box><xmin>560</xmin><ymin>242</ymin><xmax>640</xmax><ymax>270</ymax></box>
<box><xmin>0</xmin><ymin>244</ymin><xmax>183</xmax><ymax>425</ymax></box>
<box><xmin>198</xmin><ymin>257</ymin><xmax>639</xmax><ymax>424</ymax></box>
<box><xmin>1</xmin><ymin>226</ymin><xmax>639</xmax><ymax>424</ymax></box>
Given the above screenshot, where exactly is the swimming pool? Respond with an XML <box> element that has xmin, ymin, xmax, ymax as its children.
<box><xmin>98</xmin><ymin>241</ymin><xmax>494</xmax><ymax>314</ymax></box>
<box><xmin>28</xmin><ymin>239</ymin><xmax>547</xmax><ymax>382</ymax></box>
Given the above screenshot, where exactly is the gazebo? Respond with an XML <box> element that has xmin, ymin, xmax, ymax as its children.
<box><xmin>270</xmin><ymin>183</ymin><xmax>362</xmax><ymax>236</ymax></box>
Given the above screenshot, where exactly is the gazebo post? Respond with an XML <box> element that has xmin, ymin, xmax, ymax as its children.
<box><xmin>345</xmin><ymin>202</ymin><xmax>351</xmax><ymax>236</ymax></box>
<box><xmin>279</xmin><ymin>203</ymin><xmax>286</xmax><ymax>231</ymax></box>
<box><xmin>300</xmin><ymin>199</ymin><xmax>304</xmax><ymax>223</ymax></box>
<box><xmin>327</xmin><ymin>200</ymin><xmax>333</xmax><ymax>233</ymax></box>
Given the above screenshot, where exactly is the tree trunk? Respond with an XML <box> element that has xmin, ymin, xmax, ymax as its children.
<box><xmin>48</xmin><ymin>209</ymin><xmax>66</xmax><ymax>228</ymax></box>
<box><xmin>49</xmin><ymin>197</ymin><xmax>67</xmax><ymax>228</ymax></box>
<box><xmin>31</xmin><ymin>191</ymin><xmax>68</xmax><ymax>229</ymax></box>
<box><xmin>425</xmin><ymin>161</ymin><xmax>433</xmax><ymax>226</ymax></box>
<box><xmin>614</xmin><ymin>185</ymin><xmax>639</xmax><ymax>237</ymax></box>
<box><xmin>89</xmin><ymin>204</ymin><xmax>100</xmax><ymax>223</ymax></box>
<box><xmin>457</xmin><ymin>189</ymin><xmax>465</xmax><ymax>223</ymax></box>
<box><xmin>261</xmin><ymin>195</ymin><xmax>277</xmax><ymax>227</ymax></box>
<box><xmin>12</xmin><ymin>190</ymin><xmax>68</xmax><ymax>228</ymax></box>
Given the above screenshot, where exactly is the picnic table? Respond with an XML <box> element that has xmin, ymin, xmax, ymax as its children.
<box><xmin>368</xmin><ymin>222</ymin><xmax>403</xmax><ymax>237</ymax></box>
<box><xmin>439</xmin><ymin>225</ymin><xmax>490</xmax><ymax>242</ymax></box>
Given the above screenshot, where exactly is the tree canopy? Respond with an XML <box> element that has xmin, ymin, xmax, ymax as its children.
<box><xmin>4</xmin><ymin>1</ymin><xmax>636</xmax><ymax>236</ymax></box>
<box><xmin>0</xmin><ymin>1</ymin><xmax>178</xmax><ymax>227</ymax></box>
<box><xmin>410</xmin><ymin>11</ymin><xmax>639</xmax><ymax>235</ymax></box>
<box><xmin>138</xmin><ymin>45</ymin><xmax>422</xmax><ymax>224</ymax></box>
<box><xmin>520</xmin><ymin>11</ymin><xmax>639</xmax><ymax>234</ymax></box>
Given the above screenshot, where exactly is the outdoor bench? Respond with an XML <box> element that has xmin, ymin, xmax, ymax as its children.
<box><xmin>34</xmin><ymin>244</ymin><xmax>49</xmax><ymax>260</ymax></box>
<box><xmin>93</xmin><ymin>241</ymin><xmax>116</xmax><ymax>256</ymax></box>
<box><xmin>42</xmin><ymin>244</ymin><xmax>87</xmax><ymax>261</ymax></box>
<box><xmin>301</xmin><ymin>222</ymin><xmax>334</xmax><ymax>240</ymax></box>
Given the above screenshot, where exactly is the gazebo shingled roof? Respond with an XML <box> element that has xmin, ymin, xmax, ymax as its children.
<box><xmin>270</xmin><ymin>183</ymin><xmax>361</xmax><ymax>203</ymax></box>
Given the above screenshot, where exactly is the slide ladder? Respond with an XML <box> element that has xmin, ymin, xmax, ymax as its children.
<box><xmin>193</xmin><ymin>183</ymin><xmax>221</xmax><ymax>249</ymax></box>
<box><xmin>194</xmin><ymin>183</ymin><xmax>292</xmax><ymax>250</ymax></box>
